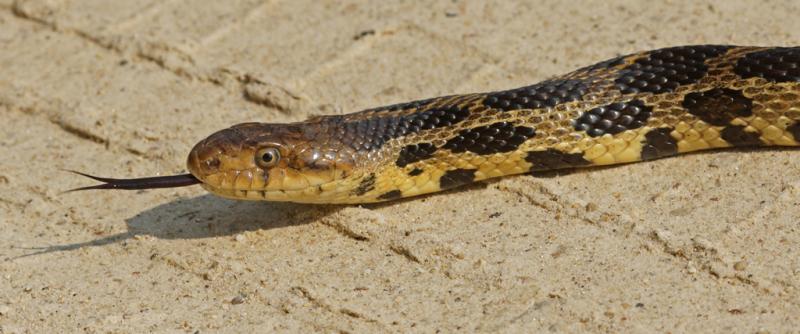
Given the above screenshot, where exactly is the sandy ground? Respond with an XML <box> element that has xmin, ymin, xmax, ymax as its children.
<box><xmin>1</xmin><ymin>0</ymin><xmax>799</xmax><ymax>332</ymax></box>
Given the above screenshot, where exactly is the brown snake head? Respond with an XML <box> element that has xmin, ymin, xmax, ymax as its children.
<box><xmin>70</xmin><ymin>119</ymin><xmax>367</xmax><ymax>203</ymax></box>
<box><xmin>186</xmin><ymin>121</ymin><xmax>359</xmax><ymax>202</ymax></box>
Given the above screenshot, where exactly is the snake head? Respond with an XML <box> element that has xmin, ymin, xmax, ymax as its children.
<box><xmin>187</xmin><ymin>122</ymin><xmax>358</xmax><ymax>202</ymax></box>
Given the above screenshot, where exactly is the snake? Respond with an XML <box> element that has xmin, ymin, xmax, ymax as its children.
<box><xmin>72</xmin><ymin>45</ymin><xmax>800</xmax><ymax>204</ymax></box>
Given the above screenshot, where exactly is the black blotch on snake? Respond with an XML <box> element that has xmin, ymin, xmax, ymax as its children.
<box><xmin>734</xmin><ymin>47</ymin><xmax>800</xmax><ymax>82</ymax></box>
<box><xmin>481</xmin><ymin>55</ymin><xmax>627</xmax><ymax>112</ymax></box>
<box><xmin>439</xmin><ymin>169</ymin><xmax>477</xmax><ymax>190</ymax></box>
<box><xmin>614</xmin><ymin>45</ymin><xmax>732</xmax><ymax>94</ymax></box>
<box><xmin>408</xmin><ymin>168</ymin><xmax>424</xmax><ymax>176</ymax></box>
<box><xmin>641</xmin><ymin>127</ymin><xmax>678</xmax><ymax>160</ymax></box>
<box><xmin>573</xmin><ymin>99</ymin><xmax>652</xmax><ymax>137</ymax></box>
<box><xmin>682</xmin><ymin>88</ymin><xmax>753</xmax><ymax>126</ymax></box>
<box><xmin>396</xmin><ymin>143</ymin><xmax>437</xmax><ymax>167</ymax></box>
<box><xmin>443</xmin><ymin>122</ymin><xmax>536</xmax><ymax>155</ymax></box>
<box><xmin>787</xmin><ymin>122</ymin><xmax>800</xmax><ymax>141</ymax></box>
<box><xmin>483</xmin><ymin>79</ymin><xmax>589</xmax><ymax>111</ymax></box>
<box><xmin>721</xmin><ymin>125</ymin><xmax>763</xmax><ymax>146</ymax></box>
<box><xmin>332</xmin><ymin>104</ymin><xmax>471</xmax><ymax>151</ymax></box>
<box><xmin>525</xmin><ymin>149</ymin><xmax>591</xmax><ymax>172</ymax></box>
<box><xmin>377</xmin><ymin>190</ymin><xmax>403</xmax><ymax>201</ymax></box>
<box><xmin>352</xmin><ymin>173</ymin><xmax>376</xmax><ymax>196</ymax></box>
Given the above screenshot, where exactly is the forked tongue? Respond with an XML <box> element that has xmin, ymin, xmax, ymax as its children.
<box><xmin>66</xmin><ymin>170</ymin><xmax>200</xmax><ymax>192</ymax></box>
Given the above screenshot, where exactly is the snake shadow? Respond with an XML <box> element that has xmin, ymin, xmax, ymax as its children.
<box><xmin>11</xmin><ymin>194</ymin><xmax>341</xmax><ymax>259</ymax></box>
<box><xmin>123</xmin><ymin>194</ymin><xmax>340</xmax><ymax>239</ymax></box>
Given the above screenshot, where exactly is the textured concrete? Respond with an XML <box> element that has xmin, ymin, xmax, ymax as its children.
<box><xmin>1</xmin><ymin>1</ymin><xmax>799</xmax><ymax>332</ymax></box>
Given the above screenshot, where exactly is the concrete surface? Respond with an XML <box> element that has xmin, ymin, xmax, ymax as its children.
<box><xmin>1</xmin><ymin>0</ymin><xmax>799</xmax><ymax>332</ymax></box>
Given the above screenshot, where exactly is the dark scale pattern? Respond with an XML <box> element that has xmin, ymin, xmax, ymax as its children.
<box><xmin>359</xmin><ymin>97</ymin><xmax>435</xmax><ymax>114</ymax></box>
<box><xmin>377</xmin><ymin>190</ymin><xmax>403</xmax><ymax>201</ymax></box>
<box><xmin>640</xmin><ymin>128</ymin><xmax>678</xmax><ymax>160</ymax></box>
<box><xmin>482</xmin><ymin>79</ymin><xmax>589</xmax><ymax>111</ymax></box>
<box><xmin>443</xmin><ymin>122</ymin><xmax>536</xmax><ymax>155</ymax></box>
<box><xmin>524</xmin><ymin>149</ymin><xmax>591</xmax><ymax>171</ymax></box>
<box><xmin>395</xmin><ymin>143</ymin><xmax>437</xmax><ymax>167</ymax></box>
<box><xmin>682</xmin><ymin>88</ymin><xmax>753</xmax><ymax>126</ymax></box>
<box><xmin>352</xmin><ymin>173</ymin><xmax>376</xmax><ymax>196</ymax></box>
<box><xmin>439</xmin><ymin>169</ymin><xmax>477</xmax><ymax>190</ymax></box>
<box><xmin>788</xmin><ymin>122</ymin><xmax>800</xmax><ymax>141</ymax></box>
<box><xmin>408</xmin><ymin>168</ymin><xmax>424</xmax><ymax>176</ymax></box>
<box><xmin>573</xmin><ymin>99</ymin><xmax>652</xmax><ymax>137</ymax></box>
<box><xmin>572</xmin><ymin>55</ymin><xmax>626</xmax><ymax>74</ymax></box>
<box><xmin>334</xmin><ymin>105</ymin><xmax>471</xmax><ymax>151</ymax></box>
<box><xmin>734</xmin><ymin>47</ymin><xmax>800</xmax><ymax>82</ymax></box>
<box><xmin>614</xmin><ymin>45</ymin><xmax>732</xmax><ymax>94</ymax></box>
<box><xmin>721</xmin><ymin>125</ymin><xmax>763</xmax><ymax>146</ymax></box>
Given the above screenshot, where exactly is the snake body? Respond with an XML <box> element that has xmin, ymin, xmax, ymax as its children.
<box><xmin>181</xmin><ymin>45</ymin><xmax>800</xmax><ymax>203</ymax></box>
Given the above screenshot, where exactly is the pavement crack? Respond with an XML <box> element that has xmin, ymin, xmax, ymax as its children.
<box><xmin>1</xmin><ymin>84</ymin><xmax>109</xmax><ymax>147</ymax></box>
<box><xmin>319</xmin><ymin>219</ymin><xmax>371</xmax><ymax>242</ymax></box>
<box><xmin>50</xmin><ymin>117</ymin><xmax>108</xmax><ymax>145</ymax></box>
<box><xmin>338</xmin><ymin>308</ymin><xmax>376</xmax><ymax>323</ymax></box>
<box><xmin>9</xmin><ymin>1</ymin><xmax>306</xmax><ymax>114</ymax></box>
<box><xmin>648</xmin><ymin>229</ymin><xmax>770</xmax><ymax>294</ymax></box>
<box><xmin>496</xmin><ymin>178</ymin><xmax>636</xmax><ymax>237</ymax></box>
<box><xmin>0</xmin><ymin>85</ymin><xmax>161</xmax><ymax>158</ymax></box>
<box><xmin>241</xmin><ymin>75</ymin><xmax>307</xmax><ymax>114</ymax></box>
<box><xmin>389</xmin><ymin>244</ymin><xmax>421</xmax><ymax>264</ymax></box>
<box><xmin>291</xmin><ymin>286</ymin><xmax>382</xmax><ymax>327</ymax></box>
<box><xmin>291</xmin><ymin>286</ymin><xmax>325</xmax><ymax>308</ymax></box>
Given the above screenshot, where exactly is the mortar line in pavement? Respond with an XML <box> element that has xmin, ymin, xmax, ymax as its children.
<box><xmin>4</xmin><ymin>5</ymin><xmax>301</xmax><ymax>117</ymax></box>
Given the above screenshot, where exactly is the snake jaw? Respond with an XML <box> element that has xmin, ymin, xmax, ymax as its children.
<box><xmin>181</xmin><ymin>119</ymin><xmax>374</xmax><ymax>202</ymax></box>
<box><xmin>185</xmin><ymin>122</ymin><xmax>351</xmax><ymax>201</ymax></box>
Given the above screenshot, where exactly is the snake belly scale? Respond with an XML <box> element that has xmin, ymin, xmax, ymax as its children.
<box><xmin>76</xmin><ymin>45</ymin><xmax>800</xmax><ymax>204</ymax></box>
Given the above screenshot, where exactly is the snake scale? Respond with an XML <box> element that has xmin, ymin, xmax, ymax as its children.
<box><xmin>74</xmin><ymin>45</ymin><xmax>800</xmax><ymax>204</ymax></box>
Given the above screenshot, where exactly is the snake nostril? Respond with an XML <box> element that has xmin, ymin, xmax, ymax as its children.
<box><xmin>187</xmin><ymin>139</ymin><xmax>225</xmax><ymax>178</ymax></box>
<box><xmin>205</xmin><ymin>157</ymin><xmax>221</xmax><ymax>171</ymax></box>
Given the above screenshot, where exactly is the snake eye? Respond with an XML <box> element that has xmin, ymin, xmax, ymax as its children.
<box><xmin>255</xmin><ymin>147</ymin><xmax>281</xmax><ymax>168</ymax></box>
